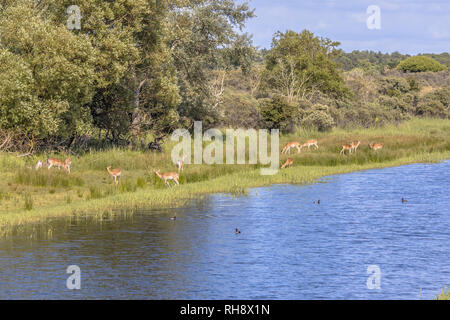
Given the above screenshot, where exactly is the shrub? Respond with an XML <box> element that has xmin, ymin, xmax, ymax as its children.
<box><xmin>301</xmin><ymin>108</ymin><xmax>335</xmax><ymax>132</ymax></box>
<box><xmin>416</xmin><ymin>88</ymin><xmax>450</xmax><ymax>118</ymax></box>
<box><xmin>259</xmin><ymin>96</ymin><xmax>299</xmax><ymax>133</ymax></box>
<box><xmin>378</xmin><ymin>95</ymin><xmax>413</xmax><ymax>114</ymax></box>
<box><xmin>378</xmin><ymin>78</ymin><xmax>411</xmax><ymax>97</ymax></box>
<box><xmin>397</xmin><ymin>56</ymin><xmax>447</xmax><ymax>72</ymax></box>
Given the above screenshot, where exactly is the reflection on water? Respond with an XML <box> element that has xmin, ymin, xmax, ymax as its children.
<box><xmin>0</xmin><ymin>161</ymin><xmax>449</xmax><ymax>299</ymax></box>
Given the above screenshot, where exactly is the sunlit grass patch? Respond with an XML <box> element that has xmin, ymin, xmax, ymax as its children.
<box><xmin>15</xmin><ymin>169</ymin><xmax>84</xmax><ymax>188</ymax></box>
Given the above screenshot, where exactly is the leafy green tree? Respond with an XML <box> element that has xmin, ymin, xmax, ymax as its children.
<box><xmin>167</xmin><ymin>0</ymin><xmax>255</xmax><ymax>127</ymax></box>
<box><xmin>0</xmin><ymin>1</ymin><xmax>96</xmax><ymax>140</ymax></box>
<box><xmin>397</xmin><ymin>56</ymin><xmax>447</xmax><ymax>72</ymax></box>
<box><xmin>262</xmin><ymin>30</ymin><xmax>348</xmax><ymax>103</ymax></box>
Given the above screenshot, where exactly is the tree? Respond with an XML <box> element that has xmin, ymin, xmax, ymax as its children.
<box><xmin>0</xmin><ymin>1</ymin><xmax>96</xmax><ymax>143</ymax></box>
<box><xmin>167</xmin><ymin>0</ymin><xmax>255</xmax><ymax>128</ymax></box>
<box><xmin>397</xmin><ymin>56</ymin><xmax>447</xmax><ymax>72</ymax></box>
<box><xmin>262</xmin><ymin>30</ymin><xmax>349</xmax><ymax>103</ymax></box>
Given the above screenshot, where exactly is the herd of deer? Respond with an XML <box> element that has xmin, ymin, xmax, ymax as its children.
<box><xmin>280</xmin><ymin>140</ymin><xmax>383</xmax><ymax>169</ymax></box>
<box><xmin>33</xmin><ymin>141</ymin><xmax>382</xmax><ymax>187</ymax></box>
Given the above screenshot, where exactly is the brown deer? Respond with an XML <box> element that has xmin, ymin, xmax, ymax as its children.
<box><xmin>351</xmin><ymin>141</ymin><xmax>361</xmax><ymax>153</ymax></box>
<box><xmin>300</xmin><ymin>139</ymin><xmax>319</xmax><ymax>151</ymax></box>
<box><xmin>281</xmin><ymin>158</ymin><xmax>293</xmax><ymax>169</ymax></box>
<box><xmin>340</xmin><ymin>143</ymin><xmax>353</xmax><ymax>155</ymax></box>
<box><xmin>106</xmin><ymin>166</ymin><xmax>121</xmax><ymax>185</ymax></box>
<box><xmin>281</xmin><ymin>141</ymin><xmax>301</xmax><ymax>154</ymax></box>
<box><xmin>154</xmin><ymin>170</ymin><xmax>179</xmax><ymax>187</ymax></box>
<box><xmin>48</xmin><ymin>158</ymin><xmax>71</xmax><ymax>173</ymax></box>
<box><xmin>369</xmin><ymin>143</ymin><xmax>383</xmax><ymax>151</ymax></box>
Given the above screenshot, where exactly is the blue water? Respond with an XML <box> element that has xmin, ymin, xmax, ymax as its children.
<box><xmin>1</xmin><ymin>161</ymin><xmax>449</xmax><ymax>299</ymax></box>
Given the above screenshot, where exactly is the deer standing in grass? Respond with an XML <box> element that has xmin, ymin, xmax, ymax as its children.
<box><xmin>351</xmin><ymin>141</ymin><xmax>361</xmax><ymax>153</ymax></box>
<box><xmin>340</xmin><ymin>143</ymin><xmax>353</xmax><ymax>155</ymax></box>
<box><xmin>281</xmin><ymin>158</ymin><xmax>293</xmax><ymax>169</ymax></box>
<box><xmin>154</xmin><ymin>170</ymin><xmax>179</xmax><ymax>187</ymax></box>
<box><xmin>106</xmin><ymin>166</ymin><xmax>121</xmax><ymax>185</ymax></box>
<box><xmin>281</xmin><ymin>142</ymin><xmax>301</xmax><ymax>154</ymax></box>
<box><xmin>300</xmin><ymin>139</ymin><xmax>319</xmax><ymax>151</ymax></box>
<box><xmin>177</xmin><ymin>155</ymin><xmax>186</xmax><ymax>172</ymax></box>
<box><xmin>369</xmin><ymin>143</ymin><xmax>383</xmax><ymax>151</ymax></box>
<box><xmin>48</xmin><ymin>158</ymin><xmax>71</xmax><ymax>173</ymax></box>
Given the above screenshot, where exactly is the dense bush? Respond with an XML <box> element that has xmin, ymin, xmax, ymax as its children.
<box><xmin>301</xmin><ymin>104</ymin><xmax>335</xmax><ymax>132</ymax></box>
<box><xmin>397</xmin><ymin>56</ymin><xmax>447</xmax><ymax>73</ymax></box>
<box><xmin>416</xmin><ymin>88</ymin><xmax>450</xmax><ymax>118</ymax></box>
<box><xmin>220</xmin><ymin>91</ymin><xmax>261</xmax><ymax>128</ymax></box>
<box><xmin>378</xmin><ymin>77</ymin><xmax>411</xmax><ymax>96</ymax></box>
<box><xmin>259</xmin><ymin>96</ymin><xmax>299</xmax><ymax>133</ymax></box>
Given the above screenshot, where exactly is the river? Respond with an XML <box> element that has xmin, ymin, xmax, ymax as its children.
<box><xmin>1</xmin><ymin>161</ymin><xmax>449</xmax><ymax>299</ymax></box>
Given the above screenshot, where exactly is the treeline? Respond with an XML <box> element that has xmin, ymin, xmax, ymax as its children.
<box><xmin>0</xmin><ymin>0</ymin><xmax>449</xmax><ymax>153</ymax></box>
<box><xmin>0</xmin><ymin>0</ymin><xmax>256</xmax><ymax>152</ymax></box>
<box><xmin>335</xmin><ymin>51</ymin><xmax>450</xmax><ymax>71</ymax></box>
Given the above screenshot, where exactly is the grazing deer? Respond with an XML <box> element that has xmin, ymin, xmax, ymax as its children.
<box><xmin>351</xmin><ymin>141</ymin><xmax>361</xmax><ymax>153</ymax></box>
<box><xmin>300</xmin><ymin>139</ymin><xmax>319</xmax><ymax>151</ymax></box>
<box><xmin>106</xmin><ymin>166</ymin><xmax>121</xmax><ymax>185</ymax></box>
<box><xmin>177</xmin><ymin>155</ymin><xmax>186</xmax><ymax>172</ymax></box>
<box><xmin>281</xmin><ymin>158</ymin><xmax>293</xmax><ymax>169</ymax></box>
<box><xmin>369</xmin><ymin>143</ymin><xmax>383</xmax><ymax>151</ymax></box>
<box><xmin>281</xmin><ymin>141</ymin><xmax>301</xmax><ymax>154</ymax></box>
<box><xmin>48</xmin><ymin>158</ymin><xmax>71</xmax><ymax>172</ymax></box>
<box><xmin>340</xmin><ymin>143</ymin><xmax>353</xmax><ymax>155</ymax></box>
<box><xmin>154</xmin><ymin>170</ymin><xmax>179</xmax><ymax>187</ymax></box>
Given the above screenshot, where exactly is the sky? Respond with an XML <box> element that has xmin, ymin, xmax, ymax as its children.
<box><xmin>243</xmin><ymin>0</ymin><xmax>450</xmax><ymax>54</ymax></box>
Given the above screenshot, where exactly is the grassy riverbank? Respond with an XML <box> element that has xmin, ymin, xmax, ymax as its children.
<box><xmin>1</xmin><ymin>118</ymin><xmax>449</xmax><ymax>233</ymax></box>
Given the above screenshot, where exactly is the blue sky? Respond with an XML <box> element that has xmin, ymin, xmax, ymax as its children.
<box><xmin>243</xmin><ymin>0</ymin><xmax>450</xmax><ymax>54</ymax></box>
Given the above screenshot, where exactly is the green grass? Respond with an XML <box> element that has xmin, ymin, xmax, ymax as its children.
<box><xmin>0</xmin><ymin>118</ymin><xmax>449</xmax><ymax>234</ymax></box>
